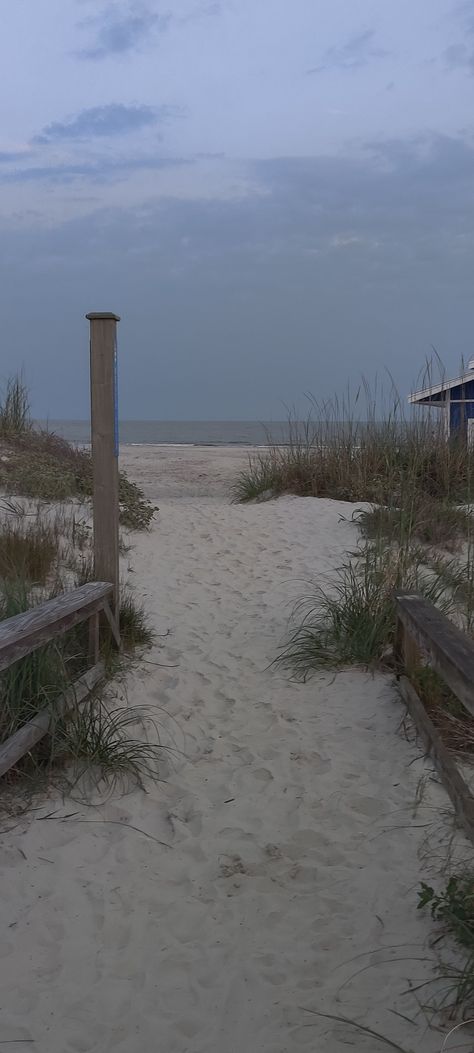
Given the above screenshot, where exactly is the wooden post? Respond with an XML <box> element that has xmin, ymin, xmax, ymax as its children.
<box><xmin>86</xmin><ymin>312</ymin><xmax>121</xmax><ymax>628</ymax></box>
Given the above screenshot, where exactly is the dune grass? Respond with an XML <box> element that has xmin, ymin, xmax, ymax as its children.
<box><xmin>0</xmin><ymin>406</ymin><xmax>159</xmax><ymax>801</ymax></box>
<box><xmin>56</xmin><ymin>699</ymin><xmax>162</xmax><ymax>795</ymax></box>
<box><xmin>276</xmin><ymin>543</ymin><xmax>454</xmax><ymax>678</ymax></box>
<box><xmin>0</xmin><ymin>374</ymin><xmax>155</xmax><ymax>530</ymax></box>
<box><xmin>232</xmin><ymin>371</ymin><xmax>474</xmax><ymax>507</ymax></box>
<box><xmin>0</xmin><ymin>568</ymin><xmax>159</xmax><ymax>797</ymax></box>
<box><xmin>0</xmin><ymin>374</ymin><xmax>31</xmax><ymax>438</ymax></box>
<box><xmin>355</xmin><ymin>497</ymin><xmax>473</xmax><ymax>551</ymax></box>
<box><xmin>0</xmin><ymin>514</ymin><xmax>58</xmax><ymax>582</ymax></box>
<box><xmin>245</xmin><ymin>367</ymin><xmax>474</xmax><ymax>680</ymax></box>
<box><xmin>119</xmin><ymin>590</ymin><xmax>155</xmax><ymax>651</ymax></box>
<box><xmin>233</xmin><ymin>423</ymin><xmax>474</xmax><ymax>505</ymax></box>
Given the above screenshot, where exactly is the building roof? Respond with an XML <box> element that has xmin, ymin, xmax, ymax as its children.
<box><xmin>409</xmin><ymin>369</ymin><xmax>474</xmax><ymax>405</ymax></box>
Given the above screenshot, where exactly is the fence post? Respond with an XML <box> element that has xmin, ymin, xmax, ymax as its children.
<box><xmin>86</xmin><ymin>311</ymin><xmax>121</xmax><ymax>629</ymax></box>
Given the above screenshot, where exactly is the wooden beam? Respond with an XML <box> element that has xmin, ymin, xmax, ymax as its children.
<box><xmin>87</xmin><ymin>311</ymin><xmax>120</xmax><ymax>628</ymax></box>
<box><xmin>399</xmin><ymin>675</ymin><xmax>474</xmax><ymax>844</ymax></box>
<box><xmin>394</xmin><ymin>593</ymin><xmax>474</xmax><ymax>717</ymax></box>
<box><xmin>0</xmin><ymin>662</ymin><xmax>105</xmax><ymax>778</ymax></box>
<box><xmin>0</xmin><ymin>582</ymin><xmax>113</xmax><ymax>672</ymax></box>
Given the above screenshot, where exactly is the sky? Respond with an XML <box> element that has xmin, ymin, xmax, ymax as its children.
<box><xmin>0</xmin><ymin>0</ymin><xmax>473</xmax><ymax>419</ymax></box>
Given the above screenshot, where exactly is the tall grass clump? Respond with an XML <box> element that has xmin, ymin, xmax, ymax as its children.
<box><xmin>0</xmin><ymin>375</ymin><xmax>31</xmax><ymax>438</ymax></box>
<box><xmin>277</xmin><ymin>543</ymin><xmax>454</xmax><ymax>679</ymax></box>
<box><xmin>55</xmin><ymin>700</ymin><xmax>162</xmax><ymax>795</ymax></box>
<box><xmin>0</xmin><ymin>513</ymin><xmax>58</xmax><ymax>582</ymax></box>
<box><xmin>119</xmin><ymin>590</ymin><xmax>155</xmax><ymax>651</ymax></box>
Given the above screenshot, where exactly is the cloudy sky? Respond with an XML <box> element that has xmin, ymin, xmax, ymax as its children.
<box><xmin>1</xmin><ymin>0</ymin><xmax>473</xmax><ymax>418</ymax></box>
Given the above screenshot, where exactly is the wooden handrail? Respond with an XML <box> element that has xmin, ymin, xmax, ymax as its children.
<box><xmin>394</xmin><ymin>591</ymin><xmax>474</xmax><ymax>718</ymax></box>
<box><xmin>0</xmin><ymin>582</ymin><xmax>121</xmax><ymax>779</ymax></box>
<box><xmin>0</xmin><ymin>662</ymin><xmax>105</xmax><ymax>778</ymax></box>
<box><xmin>0</xmin><ymin>582</ymin><xmax>117</xmax><ymax>673</ymax></box>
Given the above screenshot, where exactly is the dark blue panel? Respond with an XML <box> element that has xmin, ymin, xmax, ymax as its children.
<box><xmin>451</xmin><ymin>403</ymin><xmax>461</xmax><ymax>432</ymax></box>
<box><xmin>450</xmin><ymin>378</ymin><xmax>474</xmax><ymax>399</ymax></box>
<box><xmin>450</xmin><ymin>397</ymin><xmax>474</xmax><ymax>437</ymax></box>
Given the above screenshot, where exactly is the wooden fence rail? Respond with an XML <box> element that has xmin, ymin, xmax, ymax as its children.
<box><xmin>394</xmin><ymin>591</ymin><xmax>474</xmax><ymax>842</ymax></box>
<box><xmin>0</xmin><ymin>582</ymin><xmax>120</xmax><ymax>779</ymax></box>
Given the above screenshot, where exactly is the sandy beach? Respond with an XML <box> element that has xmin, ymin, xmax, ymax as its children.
<box><xmin>0</xmin><ymin>446</ymin><xmax>469</xmax><ymax>1053</ymax></box>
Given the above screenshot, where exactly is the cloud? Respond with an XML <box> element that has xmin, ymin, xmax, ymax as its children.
<box><xmin>456</xmin><ymin>0</ymin><xmax>474</xmax><ymax>35</ymax></box>
<box><xmin>0</xmin><ymin>154</ymin><xmax>191</xmax><ymax>186</ymax></box>
<box><xmin>179</xmin><ymin>2</ymin><xmax>222</xmax><ymax>23</ymax></box>
<box><xmin>443</xmin><ymin>41</ymin><xmax>474</xmax><ymax>73</ymax></box>
<box><xmin>0</xmin><ymin>150</ymin><xmax>32</xmax><ymax>163</ymax></box>
<box><xmin>77</xmin><ymin>2</ymin><xmax>169</xmax><ymax>60</ymax></box>
<box><xmin>308</xmin><ymin>29</ymin><xmax>389</xmax><ymax>74</ymax></box>
<box><xmin>2</xmin><ymin>132</ymin><xmax>474</xmax><ymax>418</ymax></box>
<box><xmin>441</xmin><ymin>2</ymin><xmax>474</xmax><ymax>73</ymax></box>
<box><xmin>32</xmin><ymin>103</ymin><xmax>172</xmax><ymax>145</ymax></box>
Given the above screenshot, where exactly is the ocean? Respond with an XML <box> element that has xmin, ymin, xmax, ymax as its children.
<box><xmin>39</xmin><ymin>420</ymin><xmax>292</xmax><ymax>446</ymax></box>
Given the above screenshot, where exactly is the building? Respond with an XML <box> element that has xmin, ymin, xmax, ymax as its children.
<box><xmin>408</xmin><ymin>360</ymin><xmax>474</xmax><ymax>445</ymax></box>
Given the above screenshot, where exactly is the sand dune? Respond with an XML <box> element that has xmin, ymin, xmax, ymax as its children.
<box><xmin>0</xmin><ymin>447</ymin><xmax>468</xmax><ymax>1053</ymax></box>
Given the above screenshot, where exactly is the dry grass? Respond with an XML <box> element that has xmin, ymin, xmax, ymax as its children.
<box><xmin>411</xmin><ymin>666</ymin><xmax>474</xmax><ymax>755</ymax></box>
<box><xmin>0</xmin><ymin>514</ymin><xmax>58</xmax><ymax>582</ymax></box>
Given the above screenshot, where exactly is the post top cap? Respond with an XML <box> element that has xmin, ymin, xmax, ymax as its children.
<box><xmin>86</xmin><ymin>312</ymin><xmax>121</xmax><ymax>321</ymax></box>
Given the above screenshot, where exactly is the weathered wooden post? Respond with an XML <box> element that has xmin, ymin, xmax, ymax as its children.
<box><xmin>86</xmin><ymin>312</ymin><xmax>121</xmax><ymax>630</ymax></box>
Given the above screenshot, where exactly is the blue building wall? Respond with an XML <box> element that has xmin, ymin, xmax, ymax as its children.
<box><xmin>449</xmin><ymin>378</ymin><xmax>474</xmax><ymax>437</ymax></box>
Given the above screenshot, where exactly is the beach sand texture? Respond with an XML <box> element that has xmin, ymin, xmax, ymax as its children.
<box><xmin>0</xmin><ymin>447</ymin><xmax>466</xmax><ymax>1053</ymax></box>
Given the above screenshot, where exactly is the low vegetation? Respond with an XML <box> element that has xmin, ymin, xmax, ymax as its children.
<box><xmin>0</xmin><ymin>535</ymin><xmax>158</xmax><ymax>801</ymax></box>
<box><xmin>232</xmin><ymin>380</ymin><xmax>474</xmax><ymax>507</ymax></box>
<box><xmin>277</xmin><ymin>543</ymin><xmax>454</xmax><ymax>678</ymax></box>
<box><xmin>119</xmin><ymin>590</ymin><xmax>155</xmax><ymax>651</ymax></box>
<box><xmin>355</xmin><ymin>497</ymin><xmax>472</xmax><ymax>551</ymax></box>
<box><xmin>0</xmin><ymin>512</ymin><xmax>58</xmax><ymax>582</ymax></box>
<box><xmin>418</xmin><ymin>874</ymin><xmax>474</xmax><ymax>1014</ymax></box>
<box><xmin>0</xmin><ymin>375</ymin><xmax>160</xmax><ymax>805</ymax></box>
<box><xmin>0</xmin><ymin>375</ymin><xmax>155</xmax><ymax>530</ymax></box>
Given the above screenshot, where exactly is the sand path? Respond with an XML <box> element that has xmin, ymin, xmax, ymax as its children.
<box><xmin>0</xmin><ymin>450</ymin><xmax>460</xmax><ymax>1052</ymax></box>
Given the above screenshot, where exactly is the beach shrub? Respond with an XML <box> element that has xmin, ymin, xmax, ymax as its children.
<box><xmin>419</xmin><ymin>876</ymin><xmax>474</xmax><ymax>949</ymax></box>
<box><xmin>418</xmin><ymin>874</ymin><xmax>474</xmax><ymax>1013</ymax></box>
